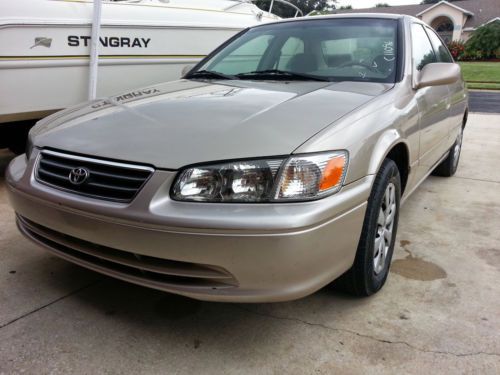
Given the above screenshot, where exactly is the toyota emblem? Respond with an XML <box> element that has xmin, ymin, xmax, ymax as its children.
<box><xmin>68</xmin><ymin>167</ymin><xmax>90</xmax><ymax>185</ymax></box>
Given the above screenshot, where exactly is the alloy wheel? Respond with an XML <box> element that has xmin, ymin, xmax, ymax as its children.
<box><xmin>373</xmin><ymin>182</ymin><xmax>396</xmax><ymax>275</ymax></box>
<box><xmin>453</xmin><ymin>127</ymin><xmax>463</xmax><ymax>169</ymax></box>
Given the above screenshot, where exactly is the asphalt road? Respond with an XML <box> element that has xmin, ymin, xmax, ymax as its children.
<box><xmin>469</xmin><ymin>91</ymin><xmax>500</xmax><ymax>114</ymax></box>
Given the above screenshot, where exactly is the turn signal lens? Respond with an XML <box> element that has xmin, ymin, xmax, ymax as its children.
<box><xmin>275</xmin><ymin>151</ymin><xmax>348</xmax><ymax>201</ymax></box>
<box><xmin>319</xmin><ymin>155</ymin><xmax>346</xmax><ymax>191</ymax></box>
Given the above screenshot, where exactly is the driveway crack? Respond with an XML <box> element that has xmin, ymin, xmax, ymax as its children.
<box><xmin>235</xmin><ymin>306</ymin><xmax>500</xmax><ymax>358</ymax></box>
<box><xmin>452</xmin><ymin>175</ymin><xmax>500</xmax><ymax>184</ymax></box>
<box><xmin>0</xmin><ymin>279</ymin><xmax>101</xmax><ymax>330</ymax></box>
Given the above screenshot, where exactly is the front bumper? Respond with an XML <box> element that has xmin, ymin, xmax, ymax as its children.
<box><xmin>6</xmin><ymin>150</ymin><xmax>372</xmax><ymax>302</ymax></box>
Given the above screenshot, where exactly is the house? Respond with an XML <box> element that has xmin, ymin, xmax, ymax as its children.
<box><xmin>335</xmin><ymin>0</ymin><xmax>500</xmax><ymax>43</ymax></box>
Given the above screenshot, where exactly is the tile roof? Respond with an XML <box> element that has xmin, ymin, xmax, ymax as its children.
<box><xmin>334</xmin><ymin>0</ymin><xmax>500</xmax><ymax>29</ymax></box>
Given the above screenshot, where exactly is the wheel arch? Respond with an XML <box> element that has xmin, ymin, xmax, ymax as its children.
<box><xmin>368</xmin><ymin>130</ymin><xmax>411</xmax><ymax>195</ymax></box>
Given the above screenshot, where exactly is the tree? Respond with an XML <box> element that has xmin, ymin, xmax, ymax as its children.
<box><xmin>375</xmin><ymin>3</ymin><xmax>390</xmax><ymax>7</ymax></box>
<box><xmin>255</xmin><ymin>0</ymin><xmax>331</xmax><ymax>18</ymax></box>
<box><xmin>465</xmin><ymin>21</ymin><xmax>500</xmax><ymax>59</ymax></box>
<box><xmin>338</xmin><ymin>5</ymin><xmax>352</xmax><ymax>9</ymax></box>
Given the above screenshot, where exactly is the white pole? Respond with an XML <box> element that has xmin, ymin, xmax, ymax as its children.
<box><xmin>88</xmin><ymin>0</ymin><xmax>102</xmax><ymax>100</ymax></box>
<box><xmin>268</xmin><ymin>0</ymin><xmax>274</xmax><ymax>13</ymax></box>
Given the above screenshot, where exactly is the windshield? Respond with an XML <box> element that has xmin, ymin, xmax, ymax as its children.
<box><xmin>190</xmin><ymin>18</ymin><xmax>399</xmax><ymax>83</ymax></box>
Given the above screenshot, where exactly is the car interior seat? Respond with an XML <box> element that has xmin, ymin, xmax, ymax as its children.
<box><xmin>371</xmin><ymin>54</ymin><xmax>393</xmax><ymax>74</ymax></box>
<box><xmin>325</xmin><ymin>54</ymin><xmax>352</xmax><ymax>67</ymax></box>
<box><xmin>287</xmin><ymin>53</ymin><xmax>318</xmax><ymax>73</ymax></box>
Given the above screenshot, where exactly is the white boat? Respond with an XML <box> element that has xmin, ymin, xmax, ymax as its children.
<box><xmin>0</xmin><ymin>0</ymin><xmax>297</xmax><ymax>126</ymax></box>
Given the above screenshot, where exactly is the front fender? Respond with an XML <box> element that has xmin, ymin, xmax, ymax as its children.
<box><xmin>293</xmin><ymin>81</ymin><xmax>418</xmax><ymax>187</ymax></box>
<box><xmin>367</xmin><ymin>128</ymin><xmax>410</xmax><ymax>176</ymax></box>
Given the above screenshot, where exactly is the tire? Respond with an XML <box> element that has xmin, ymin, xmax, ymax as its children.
<box><xmin>1</xmin><ymin>120</ymin><xmax>34</xmax><ymax>155</ymax></box>
<box><xmin>8</xmin><ymin>135</ymin><xmax>28</xmax><ymax>155</ymax></box>
<box><xmin>336</xmin><ymin>159</ymin><xmax>401</xmax><ymax>296</ymax></box>
<box><xmin>432</xmin><ymin>126</ymin><xmax>463</xmax><ymax>177</ymax></box>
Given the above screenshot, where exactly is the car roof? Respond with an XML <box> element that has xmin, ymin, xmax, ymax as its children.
<box><xmin>254</xmin><ymin>13</ymin><xmax>419</xmax><ymax>28</ymax></box>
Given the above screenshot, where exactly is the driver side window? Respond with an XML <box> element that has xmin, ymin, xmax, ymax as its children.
<box><xmin>425</xmin><ymin>27</ymin><xmax>454</xmax><ymax>63</ymax></box>
<box><xmin>411</xmin><ymin>24</ymin><xmax>437</xmax><ymax>71</ymax></box>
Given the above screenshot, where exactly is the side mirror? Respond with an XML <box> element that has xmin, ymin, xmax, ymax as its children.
<box><xmin>181</xmin><ymin>64</ymin><xmax>195</xmax><ymax>77</ymax></box>
<box><xmin>415</xmin><ymin>63</ymin><xmax>460</xmax><ymax>89</ymax></box>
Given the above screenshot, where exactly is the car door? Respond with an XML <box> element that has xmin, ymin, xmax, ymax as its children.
<box><xmin>425</xmin><ymin>26</ymin><xmax>467</xmax><ymax>141</ymax></box>
<box><xmin>411</xmin><ymin>23</ymin><xmax>451</xmax><ymax>173</ymax></box>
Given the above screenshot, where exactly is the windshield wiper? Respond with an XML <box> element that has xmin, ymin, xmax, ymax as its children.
<box><xmin>186</xmin><ymin>70</ymin><xmax>238</xmax><ymax>80</ymax></box>
<box><xmin>236</xmin><ymin>69</ymin><xmax>330</xmax><ymax>82</ymax></box>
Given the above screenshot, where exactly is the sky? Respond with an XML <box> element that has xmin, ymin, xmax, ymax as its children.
<box><xmin>335</xmin><ymin>0</ymin><xmax>421</xmax><ymax>8</ymax></box>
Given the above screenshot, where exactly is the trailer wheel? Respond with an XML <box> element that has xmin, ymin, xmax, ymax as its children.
<box><xmin>1</xmin><ymin>121</ymin><xmax>35</xmax><ymax>155</ymax></box>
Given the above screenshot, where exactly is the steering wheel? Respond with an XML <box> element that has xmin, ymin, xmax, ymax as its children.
<box><xmin>337</xmin><ymin>61</ymin><xmax>379</xmax><ymax>73</ymax></box>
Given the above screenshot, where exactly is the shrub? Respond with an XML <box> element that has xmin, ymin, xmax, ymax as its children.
<box><xmin>447</xmin><ymin>40</ymin><xmax>466</xmax><ymax>60</ymax></box>
<box><xmin>465</xmin><ymin>49</ymin><xmax>485</xmax><ymax>61</ymax></box>
<box><xmin>465</xmin><ymin>21</ymin><xmax>500</xmax><ymax>60</ymax></box>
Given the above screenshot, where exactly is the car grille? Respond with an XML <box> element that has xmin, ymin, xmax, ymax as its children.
<box><xmin>17</xmin><ymin>215</ymin><xmax>237</xmax><ymax>291</ymax></box>
<box><xmin>35</xmin><ymin>150</ymin><xmax>154</xmax><ymax>202</ymax></box>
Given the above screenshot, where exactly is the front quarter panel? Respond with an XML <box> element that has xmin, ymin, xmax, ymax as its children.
<box><xmin>448</xmin><ymin>72</ymin><xmax>468</xmax><ymax>130</ymax></box>
<box><xmin>294</xmin><ymin>80</ymin><xmax>419</xmax><ymax>192</ymax></box>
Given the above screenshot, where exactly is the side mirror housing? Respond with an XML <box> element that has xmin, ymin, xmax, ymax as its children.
<box><xmin>181</xmin><ymin>64</ymin><xmax>195</xmax><ymax>77</ymax></box>
<box><xmin>415</xmin><ymin>63</ymin><xmax>461</xmax><ymax>89</ymax></box>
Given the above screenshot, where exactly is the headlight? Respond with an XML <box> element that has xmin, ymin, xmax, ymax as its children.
<box><xmin>172</xmin><ymin>159</ymin><xmax>283</xmax><ymax>202</ymax></box>
<box><xmin>171</xmin><ymin>151</ymin><xmax>348</xmax><ymax>203</ymax></box>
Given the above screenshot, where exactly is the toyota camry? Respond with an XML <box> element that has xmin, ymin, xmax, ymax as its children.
<box><xmin>6</xmin><ymin>14</ymin><xmax>468</xmax><ymax>302</ymax></box>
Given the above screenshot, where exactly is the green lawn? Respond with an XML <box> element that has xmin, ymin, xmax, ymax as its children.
<box><xmin>458</xmin><ymin>62</ymin><xmax>500</xmax><ymax>90</ymax></box>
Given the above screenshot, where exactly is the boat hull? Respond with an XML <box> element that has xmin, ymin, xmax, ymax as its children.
<box><xmin>0</xmin><ymin>0</ymin><xmax>275</xmax><ymax>123</ymax></box>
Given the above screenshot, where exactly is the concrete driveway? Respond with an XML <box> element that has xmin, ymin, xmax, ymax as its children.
<box><xmin>1</xmin><ymin>113</ymin><xmax>499</xmax><ymax>374</ymax></box>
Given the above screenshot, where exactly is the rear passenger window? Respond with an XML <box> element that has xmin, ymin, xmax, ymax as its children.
<box><xmin>411</xmin><ymin>24</ymin><xmax>437</xmax><ymax>71</ymax></box>
<box><xmin>425</xmin><ymin>28</ymin><xmax>454</xmax><ymax>63</ymax></box>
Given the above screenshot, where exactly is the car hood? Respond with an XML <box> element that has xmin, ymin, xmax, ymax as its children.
<box><xmin>32</xmin><ymin>79</ymin><xmax>391</xmax><ymax>169</ymax></box>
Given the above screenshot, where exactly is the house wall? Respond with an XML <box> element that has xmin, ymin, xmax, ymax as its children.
<box><xmin>461</xmin><ymin>30</ymin><xmax>473</xmax><ymax>41</ymax></box>
<box><xmin>420</xmin><ymin>4</ymin><xmax>468</xmax><ymax>41</ymax></box>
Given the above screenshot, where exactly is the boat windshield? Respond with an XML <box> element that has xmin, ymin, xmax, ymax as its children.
<box><xmin>190</xmin><ymin>18</ymin><xmax>399</xmax><ymax>83</ymax></box>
